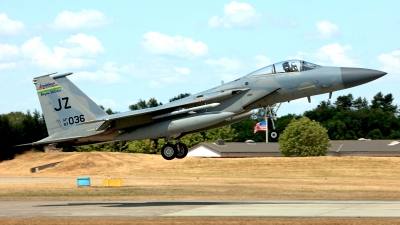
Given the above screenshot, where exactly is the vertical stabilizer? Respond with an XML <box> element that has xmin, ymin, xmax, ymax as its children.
<box><xmin>34</xmin><ymin>72</ymin><xmax>107</xmax><ymax>135</ymax></box>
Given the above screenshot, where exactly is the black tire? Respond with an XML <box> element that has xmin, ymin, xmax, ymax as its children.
<box><xmin>161</xmin><ymin>144</ymin><xmax>176</xmax><ymax>160</ymax></box>
<box><xmin>175</xmin><ymin>143</ymin><xmax>188</xmax><ymax>159</ymax></box>
<box><xmin>270</xmin><ymin>130</ymin><xmax>279</xmax><ymax>141</ymax></box>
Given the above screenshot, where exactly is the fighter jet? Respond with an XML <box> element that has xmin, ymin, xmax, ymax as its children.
<box><xmin>23</xmin><ymin>60</ymin><xmax>386</xmax><ymax>160</ymax></box>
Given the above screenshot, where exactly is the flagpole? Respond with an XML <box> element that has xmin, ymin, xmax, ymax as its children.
<box><xmin>265</xmin><ymin>107</ymin><xmax>268</xmax><ymax>143</ymax></box>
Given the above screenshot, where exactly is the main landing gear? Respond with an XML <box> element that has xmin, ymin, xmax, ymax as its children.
<box><xmin>160</xmin><ymin>141</ymin><xmax>188</xmax><ymax>160</ymax></box>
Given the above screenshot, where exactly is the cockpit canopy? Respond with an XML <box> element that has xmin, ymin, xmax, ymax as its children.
<box><xmin>247</xmin><ymin>60</ymin><xmax>319</xmax><ymax>76</ymax></box>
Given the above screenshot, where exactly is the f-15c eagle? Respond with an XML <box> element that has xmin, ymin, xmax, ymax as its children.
<box><xmin>22</xmin><ymin>60</ymin><xmax>386</xmax><ymax>160</ymax></box>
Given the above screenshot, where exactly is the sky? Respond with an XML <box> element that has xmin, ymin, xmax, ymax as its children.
<box><xmin>1</xmin><ymin>0</ymin><xmax>400</xmax><ymax>117</ymax></box>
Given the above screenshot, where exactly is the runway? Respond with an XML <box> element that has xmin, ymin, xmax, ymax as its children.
<box><xmin>1</xmin><ymin>200</ymin><xmax>400</xmax><ymax>218</ymax></box>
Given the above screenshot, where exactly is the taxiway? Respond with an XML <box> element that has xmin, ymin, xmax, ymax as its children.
<box><xmin>1</xmin><ymin>200</ymin><xmax>399</xmax><ymax>218</ymax></box>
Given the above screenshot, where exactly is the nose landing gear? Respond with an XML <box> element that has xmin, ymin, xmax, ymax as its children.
<box><xmin>265</xmin><ymin>103</ymin><xmax>281</xmax><ymax>142</ymax></box>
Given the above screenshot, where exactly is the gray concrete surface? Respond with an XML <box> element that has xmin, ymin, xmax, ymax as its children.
<box><xmin>0</xmin><ymin>200</ymin><xmax>400</xmax><ymax>218</ymax></box>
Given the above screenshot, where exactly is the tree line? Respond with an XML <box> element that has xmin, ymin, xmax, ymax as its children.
<box><xmin>1</xmin><ymin>92</ymin><xmax>399</xmax><ymax>161</ymax></box>
<box><xmin>303</xmin><ymin>92</ymin><xmax>399</xmax><ymax>140</ymax></box>
<box><xmin>0</xmin><ymin>110</ymin><xmax>47</xmax><ymax>161</ymax></box>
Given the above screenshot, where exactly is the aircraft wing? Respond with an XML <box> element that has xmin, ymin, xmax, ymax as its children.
<box><xmin>96</xmin><ymin>98</ymin><xmax>201</xmax><ymax>121</ymax></box>
<box><xmin>85</xmin><ymin>88</ymin><xmax>249</xmax><ymax>131</ymax></box>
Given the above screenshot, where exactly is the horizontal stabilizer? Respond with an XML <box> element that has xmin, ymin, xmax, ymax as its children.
<box><xmin>15</xmin><ymin>136</ymin><xmax>83</xmax><ymax>147</ymax></box>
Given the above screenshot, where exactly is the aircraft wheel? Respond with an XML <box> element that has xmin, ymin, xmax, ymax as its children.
<box><xmin>161</xmin><ymin>144</ymin><xmax>176</xmax><ymax>160</ymax></box>
<box><xmin>175</xmin><ymin>143</ymin><xmax>188</xmax><ymax>159</ymax></box>
<box><xmin>270</xmin><ymin>130</ymin><xmax>279</xmax><ymax>141</ymax></box>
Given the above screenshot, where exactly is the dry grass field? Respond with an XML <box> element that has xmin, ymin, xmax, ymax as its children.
<box><xmin>0</xmin><ymin>151</ymin><xmax>400</xmax><ymax>200</ymax></box>
<box><xmin>1</xmin><ymin>151</ymin><xmax>400</xmax><ymax>224</ymax></box>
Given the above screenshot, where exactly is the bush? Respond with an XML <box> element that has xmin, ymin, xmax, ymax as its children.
<box><xmin>279</xmin><ymin>116</ymin><xmax>332</xmax><ymax>157</ymax></box>
<box><xmin>366</xmin><ymin>129</ymin><xmax>383</xmax><ymax>140</ymax></box>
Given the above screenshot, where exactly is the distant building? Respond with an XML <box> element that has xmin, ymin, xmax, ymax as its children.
<box><xmin>43</xmin><ymin>145</ymin><xmax>62</xmax><ymax>153</ymax></box>
<box><xmin>187</xmin><ymin>140</ymin><xmax>400</xmax><ymax>158</ymax></box>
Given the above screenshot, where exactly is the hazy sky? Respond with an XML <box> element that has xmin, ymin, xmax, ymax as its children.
<box><xmin>1</xmin><ymin>0</ymin><xmax>399</xmax><ymax>116</ymax></box>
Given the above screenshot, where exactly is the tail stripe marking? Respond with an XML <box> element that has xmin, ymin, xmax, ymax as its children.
<box><xmin>36</xmin><ymin>83</ymin><xmax>62</xmax><ymax>95</ymax></box>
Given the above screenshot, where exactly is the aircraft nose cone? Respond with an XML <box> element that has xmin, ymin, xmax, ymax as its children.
<box><xmin>341</xmin><ymin>68</ymin><xmax>387</xmax><ymax>89</ymax></box>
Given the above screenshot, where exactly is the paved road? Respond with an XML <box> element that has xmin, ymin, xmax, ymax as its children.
<box><xmin>0</xmin><ymin>200</ymin><xmax>399</xmax><ymax>218</ymax></box>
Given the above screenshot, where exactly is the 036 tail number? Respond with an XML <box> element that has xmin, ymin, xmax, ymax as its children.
<box><xmin>63</xmin><ymin>115</ymin><xmax>85</xmax><ymax>126</ymax></box>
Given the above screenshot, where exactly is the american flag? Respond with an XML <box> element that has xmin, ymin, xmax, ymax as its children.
<box><xmin>254</xmin><ymin>120</ymin><xmax>267</xmax><ymax>133</ymax></box>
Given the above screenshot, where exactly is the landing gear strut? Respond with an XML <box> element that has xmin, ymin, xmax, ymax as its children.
<box><xmin>265</xmin><ymin>103</ymin><xmax>281</xmax><ymax>142</ymax></box>
<box><xmin>160</xmin><ymin>141</ymin><xmax>188</xmax><ymax>160</ymax></box>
